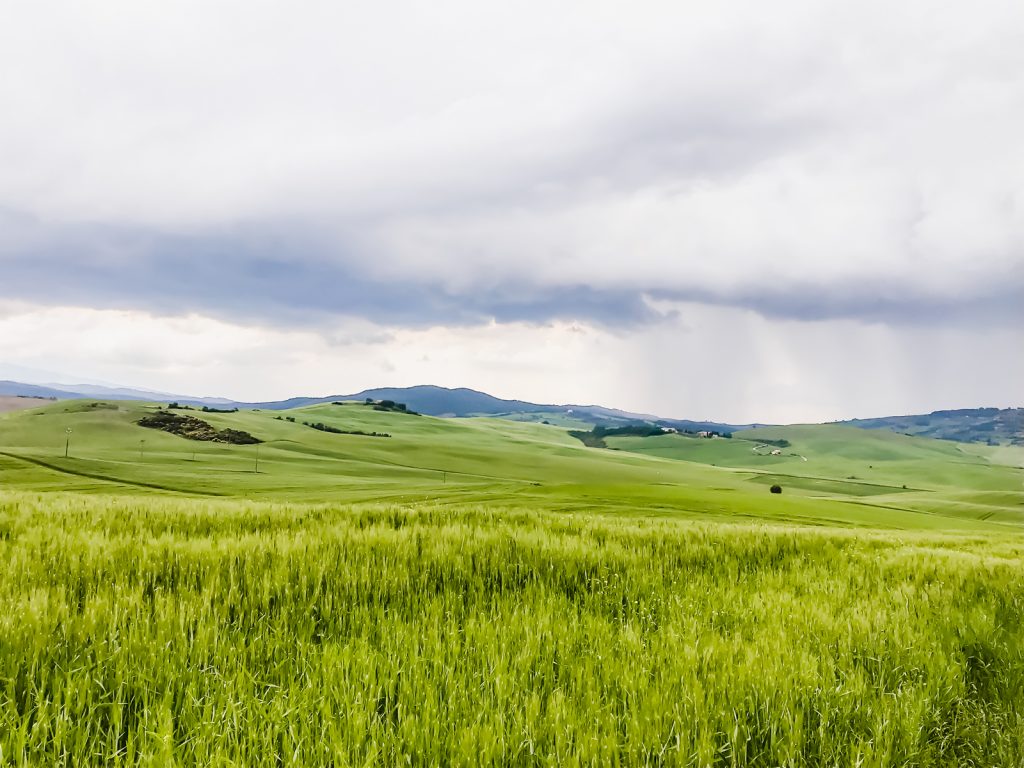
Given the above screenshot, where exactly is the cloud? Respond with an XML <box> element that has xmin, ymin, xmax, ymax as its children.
<box><xmin>0</xmin><ymin>212</ymin><xmax>662</xmax><ymax>327</ymax></box>
<box><xmin>0</xmin><ymin>1</ymin><xmax>1021</xmax><ymax>416</ymax></box>
<box><xmin>1</xmin><ymin>208</ymin><xmax>1019</xmax><ymax>330</ymax></box>
<box><xmin>0</xmin><ymin>1</ymin><xmax>1020</xmax><ymax>332</ymax></box>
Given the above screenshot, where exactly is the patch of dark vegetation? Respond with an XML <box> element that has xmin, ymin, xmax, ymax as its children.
<box><xmin>167</xmin><ymin>403</ymin><xmax>238</xmax><ymax>413</ymax></box>
<box><xmin>303</xmin><ymin>421</ymin><xmax>390</xmax><ymax>438</ymax></box>
<box><xmin>331</xmin><ymin>398</ymin><xmax>420</xmax><ymax>414</ymax></box>
<box><xmin>371</xmin><ymin>399</ymin><xmax>419</xmax><ymax>415</ymax></box>
<box><xmin>64</xmin><ymin>401</ymin><xmax>118</xmax><ymax>413</ymax></box>
<box><xmin>568</xmin><ymin>424</ymin><xmax>666</xmax><ymax>448</ymax></box>
<box><xmin>770</xmin><ymin>484</ymin><xmax>783</xmax><ymax>494</ymax></box>
<box><xmin>217</xmin><ymin>428</ymin><xmax>259</xmax><ymax>444</ymax></box>
<box><xmin>568</xmin><ymin>430</ymin><xmax>607</xmax><ymax>448</ymax></box>
<box><xmin>138</xmin><ymin>411</ymin><xmax>260</xmax><ymax>444</ymax></box>
<box><xmin>759</xmin><ymin>438</ymin><xmax>792</xmax><ymax>448</ymax></box>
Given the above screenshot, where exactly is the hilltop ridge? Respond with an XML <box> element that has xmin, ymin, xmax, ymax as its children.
<box><xmin>0</xmin><ymin>379</ymin><xmax>1019</xmax><ymax>445</ymax></box>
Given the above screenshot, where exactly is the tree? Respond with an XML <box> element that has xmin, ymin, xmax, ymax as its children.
<box><xmin>770</xmin><ymin>484</ymin><xmax>782</xmax><ymax>494</ymax></box>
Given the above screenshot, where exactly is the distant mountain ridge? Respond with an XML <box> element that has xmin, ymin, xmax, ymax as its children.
<box><xmin>247</xmin><ymin>385</ymin><xmax>748</xmax><ymax>432</ymax></box>
<box><xmin>0</xmin><ymin>380</ymin><xmax>234</xmax><ymax>406</ymax></box>
<box><xmin>842</xmin><ymin>408</ymin><xmax>1024</xmax><ymax>445</ymax></box>
<box><xmin>0</xmin><ymin>381</ymin><xmax>80</xmax><ymax>400</ymax></box>
<box><xmin>0</xmin><ymin>379</ymin><xmax>1019</xmax><ymax>444</ymax></box>
<box><xmin>0</xmin><ymin>380</ymin><xmax>747</xmax><ymax>433</ymax></box>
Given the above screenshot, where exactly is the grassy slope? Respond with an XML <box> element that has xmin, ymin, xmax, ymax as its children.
<box><xmin>0</xmin><ymin>400</ymin><xmax>1020</xmax><ymax>531</ymax></box>
<box><xmin>1</xmin><ymin>494</ymin><xmax>1022</xmax><ymax>765</ymax></box>
<box><xmin>607</xmin><ymin>424</ymin><xmax>1024</xmax><ymax>526</ymax></box>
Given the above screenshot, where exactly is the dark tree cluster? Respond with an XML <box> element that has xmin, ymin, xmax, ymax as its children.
<box><xmin>303</xmin><ymin>421</ymin><xmax>390</xmax><ymax>438</ymax></box>
<box><xmin>138</xmin><ymin>411</ymin><xmax>260</xmax><ymax>444</ymax></box>
<box><xmin>371</xmin><ymin>400</ymin><xmax>418</xmax><ymax>415</ymax></box>
<box><xmin>569</xmin><ymin>423</ymin><xmax>667</xmax><ymax>448</ymax></box>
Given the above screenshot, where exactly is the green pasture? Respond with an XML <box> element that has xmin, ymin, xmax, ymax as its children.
<box><xmin>0</xmin><ymin>400</ymin><xmax>1021</xmax><ymax>530</ymax></box>
<box><xmin>607</xmin><ymin>425</ymin><xmax>1024</xmax><ymax>527</ymax></box>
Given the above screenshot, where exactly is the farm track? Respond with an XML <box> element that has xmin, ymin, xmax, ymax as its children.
<box><xmin>0</xmin><ymin>450</ymin><xmax>223</xmax><ymax>496</ymax></box>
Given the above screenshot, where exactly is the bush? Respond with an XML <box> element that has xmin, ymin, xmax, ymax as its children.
<box><xmin>770</xmin><ymin>484</ymin><xmax>782</xmax><ymax>494</ymax></box>
<box><xmin>303</xmin><ymin>421</ymin><xmax>390</xmax><ymax>438</ymax></box>
<box><xmin>568</xmin><ymin>424</ymin><xmax>664</xmax><ymax>448</ymax></box>
<box><xmin>138</xmin><ymin>411</ymin><xmax>260</xmax><ymax>444</ymax></box>
<box><xmin>372</xmin><ymin>400</ymin><xmax>418</xmax><ymax>415</ymax></box>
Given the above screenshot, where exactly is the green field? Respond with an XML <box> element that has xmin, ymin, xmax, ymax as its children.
<box><xmin>608</xmin><ymin>426</ymin><xmax>1024</xmax><ymax>527</ymax></box>
<box><xmin>1</xmin><ymin>400</ymin><xmax>1022</xmax><ymax>529</ymax></box>
<box><xmin>1</xmin><ymin>401</ymin><xmax>1023</xmax><ymax>764</ymax></box>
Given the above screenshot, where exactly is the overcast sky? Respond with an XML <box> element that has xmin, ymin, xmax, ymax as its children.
<box><xmin>1</xmin><ymin>0</ymin><xmax>1022</xmax><ymax>422</ymax></box>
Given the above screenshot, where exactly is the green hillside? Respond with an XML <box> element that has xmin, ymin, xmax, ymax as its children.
<box><xmin>606</xmin><ymin>424</ymin><xmax>1024</xmax><ymax>526</ymax></box>
<box><xmin>0</xmin><ymin>399</ymin><xmax>1021</xmax><ymax>530</ymax></box>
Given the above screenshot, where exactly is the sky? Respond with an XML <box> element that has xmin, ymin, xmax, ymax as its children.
<box><xmin>1</xmin><ymin>1</ymin><xmax>1022</xmax><ymax>423</ymax></box>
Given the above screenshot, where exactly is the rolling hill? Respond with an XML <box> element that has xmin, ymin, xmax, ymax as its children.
<box><xmin>0</xmin><ymin>398</ymin><xmax>1021</xmax><ymax>530</ymax></box>
<box><xmin>0</xmin><ymin>380</ymin><xmax>747</xmax><ymax>430</ymax></box>
<box><xmin>1</xmin><ymin>378</ymin><xmax>1019</xmax><ymax>445</ymax></box>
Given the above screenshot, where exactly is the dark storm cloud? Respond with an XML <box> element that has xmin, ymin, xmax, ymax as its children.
<box><xmin>651</xmin><ymin>276</ymin><xmax>1024</xmax><ymax>328</ymax></box>
<box><xmin>2</xmin><ymin>212</ymin><xmax>1019</xmax><ymax>330</ymax></box>
<box><xmin>0</xmin><ymin>214</ymin><xmax>658</xmax><ymax>328</ymax></box>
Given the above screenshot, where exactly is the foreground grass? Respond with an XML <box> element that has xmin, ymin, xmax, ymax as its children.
<box><xmin>1</xmin><ymin>492</ymin><xmax>1023</xmax><ymax>766</ymax></box>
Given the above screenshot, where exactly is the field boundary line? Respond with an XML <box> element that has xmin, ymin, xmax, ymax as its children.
<box><xmin>0</xmin><ymin>450</ymin><xmax>222</xmax><ymax>496</ymax></box>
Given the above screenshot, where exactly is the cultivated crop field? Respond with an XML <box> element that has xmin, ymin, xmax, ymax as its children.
<box><xmin>1</xmin><ymin>401</ymin><xmax>1023</xmax><ymax>765</ymax></box>
<box><xmin>1</xmin><ymin>492</ymin><xmax>1023</xmax><ymax>766</ymax></box>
